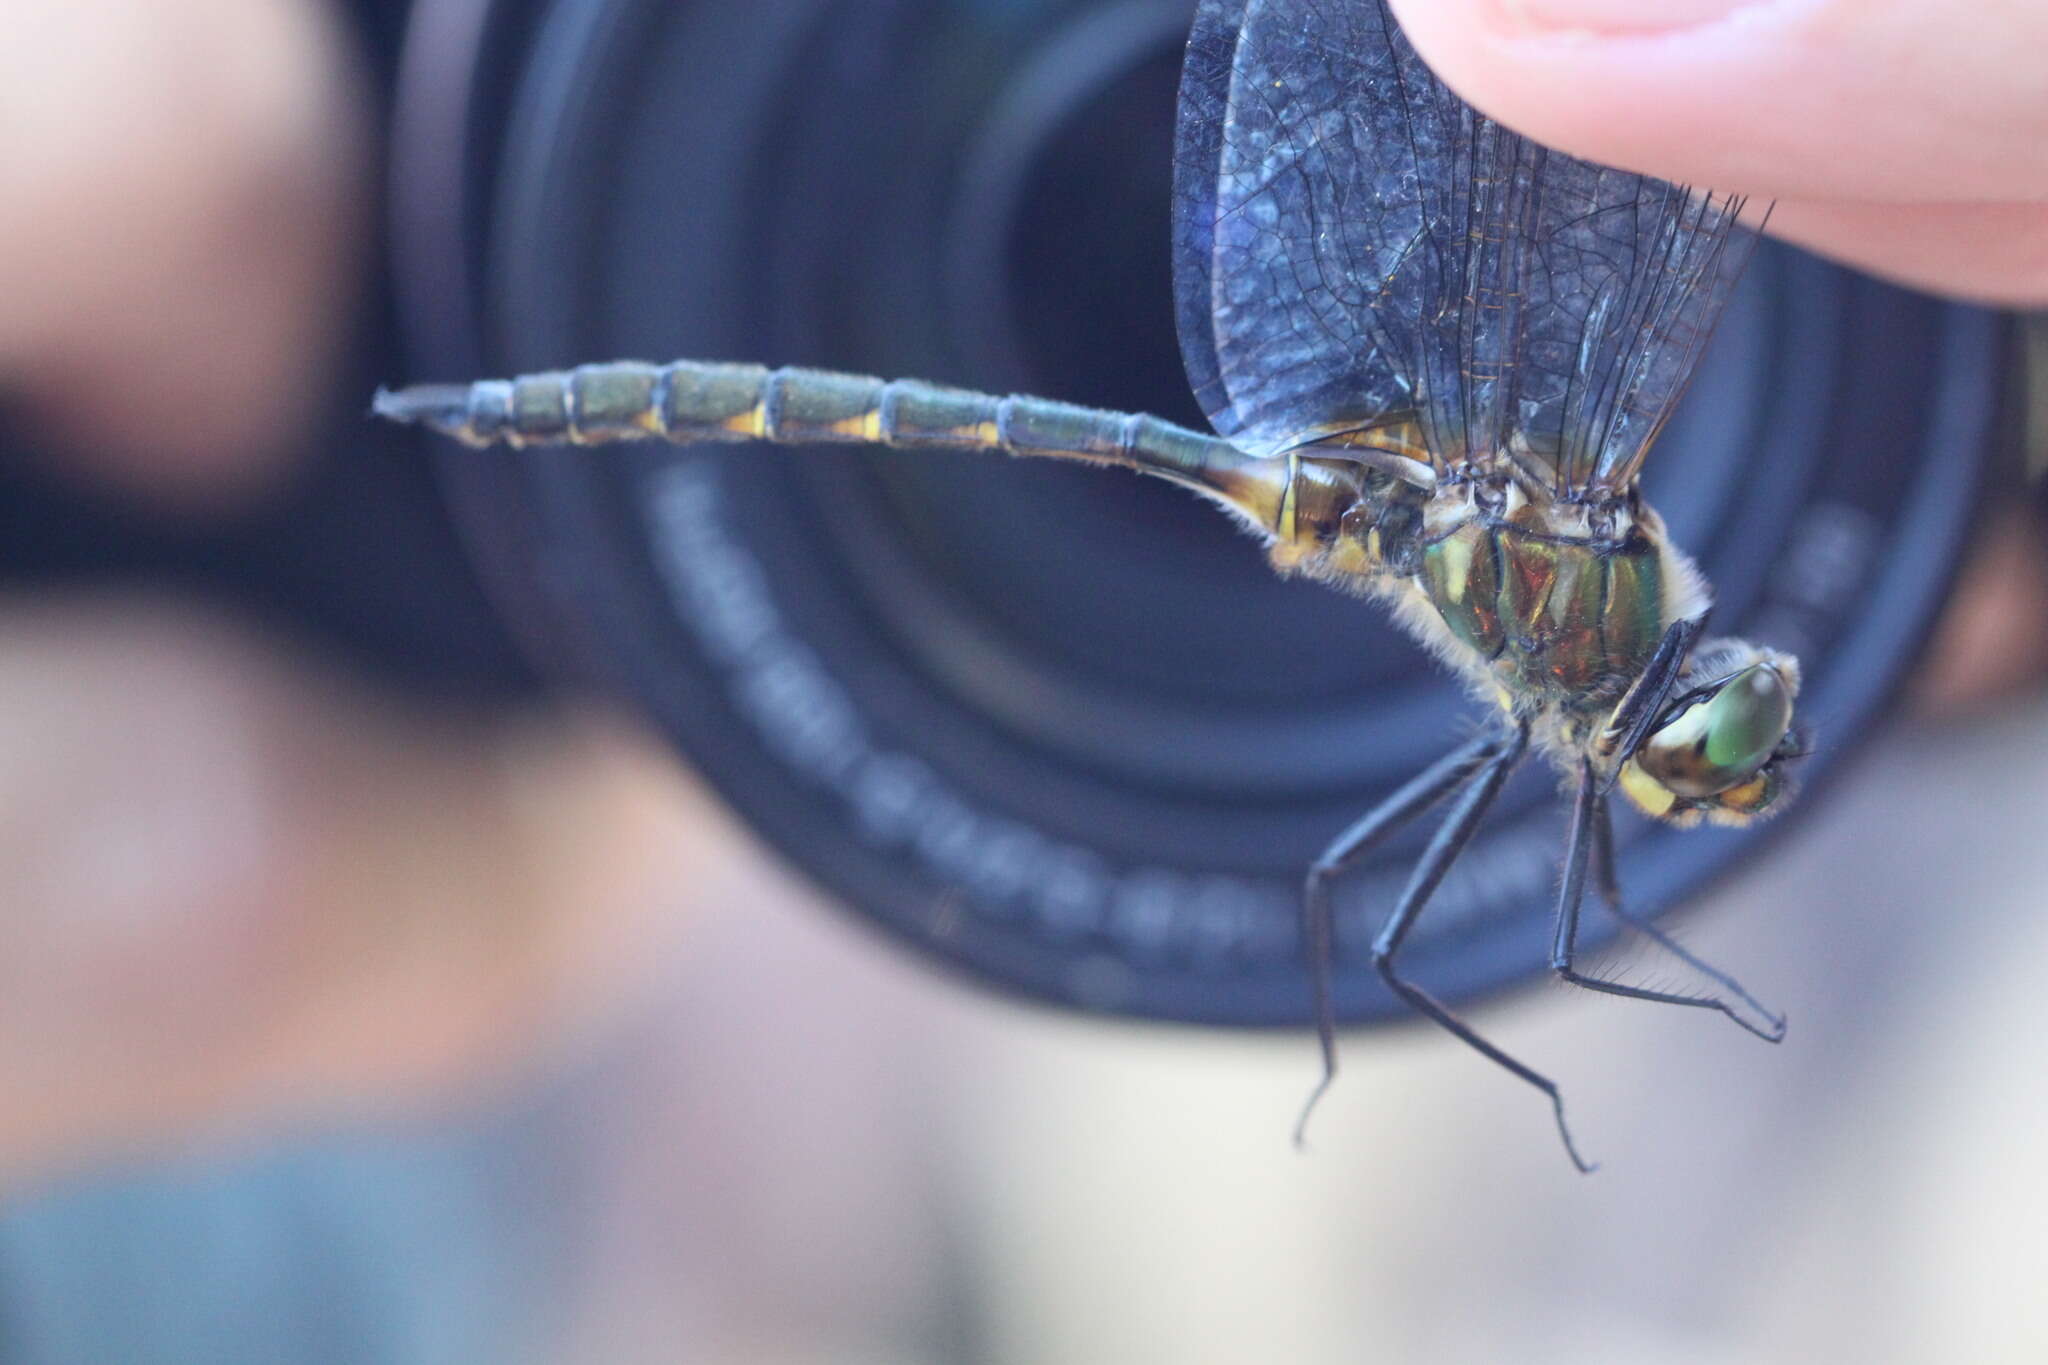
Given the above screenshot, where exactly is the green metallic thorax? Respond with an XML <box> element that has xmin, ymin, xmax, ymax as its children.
<box><xmin>1263</xmin><ymin>459</ymin><xmax>1670</xmax><ymax>726</ymax></box>
<box><xmin>1421</xmin><ymin>518</ymin><xmax>1663</xmax><ymax>715</ymax></box>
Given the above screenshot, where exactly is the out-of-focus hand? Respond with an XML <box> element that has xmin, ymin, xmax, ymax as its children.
<box><xmin>1389</xmin><ymin>0</ymin><xmax>2048</xmax><ymax>306</ymax></box>
<box><xmin>0</xmin><ymin>0</ymin><xmax>715</xmax><ymax>1186</ymax></box>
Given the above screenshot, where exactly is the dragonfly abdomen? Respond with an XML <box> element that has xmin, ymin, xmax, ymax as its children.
<box><xmin>372</xmin><ymin>360</ymin><xmax>1321</xmax><ymax>539</ymax></box>
<box><xmin>1261</xmin><ymin>453</ymin><xmax>1429</xmax><ymax>590</ymax></box>
<box><xmin>377</xmin><ymin>360</ymin><xmax>1252</xmax><ymax>483</ymax></box>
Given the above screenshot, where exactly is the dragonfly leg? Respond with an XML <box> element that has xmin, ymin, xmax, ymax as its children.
<box><xmin>1363</xmin><ymin>724</ymin><xmax>1599</xmax><ymax>1174</ymax></box>
<box><xmin>1552</xmin><ymin>764</ymin><xmax>1787</xmax><ymax>1043</ymax></box>
<box><xmin>1596</xmin><ymin>614</ymin><xmax>1706</xmax><ymax>781</ymax></box>
<box><xmin>1297</xmin><ymin>732</ymin><xmax>1502</xmax><ymax>1147</ymax></box>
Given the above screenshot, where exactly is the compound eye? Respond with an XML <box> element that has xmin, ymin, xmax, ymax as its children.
<box><xmin>1637</xmin><ymin>663</ymin><xmax>1795</xmax><ymax>799</ymax></box>
<box><xmin>1701</xmin><ymin>662</ymin><xmax>1795</xmax><ymax>777</ymax></box>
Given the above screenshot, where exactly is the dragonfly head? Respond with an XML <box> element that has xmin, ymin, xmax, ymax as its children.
<box><xmin>1618</xmin><ymin>643</ymin><xmax>1804</xmax><ymax>828</ymax></box>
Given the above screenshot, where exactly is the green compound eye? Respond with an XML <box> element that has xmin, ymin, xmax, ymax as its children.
<box><xmin>1705</xmin><ymin>663</ymin><xmax>1795</xmax><ymax>775</ymax></box>
<box><xmin>1637</xmin><ymin>663</ymin><xmax>1795</xmax><ymax>800</ymax></box>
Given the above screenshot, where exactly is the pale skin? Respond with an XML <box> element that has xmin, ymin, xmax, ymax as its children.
<box><xmin>1388</xmin><ymin>0</ymin><xmax>2048</xmax><ymax>306</ymax></box>
<box><xmin>0</xmin><ymin>0</ymin><xmax>2039</xmax><ymax>1187</ymax></box>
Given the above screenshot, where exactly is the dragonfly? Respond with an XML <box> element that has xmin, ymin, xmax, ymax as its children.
<box><xmin>378</xmin><ymin>0</ymin><xmax>1802</xmax><ymax>1170</ymax></box>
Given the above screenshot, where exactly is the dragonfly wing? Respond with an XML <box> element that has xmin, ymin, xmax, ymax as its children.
<box><xmin>1172</xmin><ymin>0</ymin><xmax>1760</xmax><ymax>495</ymax></box>
<box><xmin>1516</xmin><ymin>175</ymin><xmax>1760</xmax><ymax>496</ymax></box>
<box><xmin>1175</xmin><ymin>0</ymin><xmax>1459</xmax><ymax>467</ymax></box>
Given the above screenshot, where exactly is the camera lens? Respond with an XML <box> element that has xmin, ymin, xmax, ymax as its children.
<box><xmin>389</xmin><ymin>0</ymin><xmax>2015</xmax><ymax>1024</ymax></box>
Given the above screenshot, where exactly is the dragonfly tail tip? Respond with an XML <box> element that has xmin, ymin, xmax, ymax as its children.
<box><xmin>371</xmin><ymin>383</ymin><xmax>479</xmax><ymax>442</ymax></box>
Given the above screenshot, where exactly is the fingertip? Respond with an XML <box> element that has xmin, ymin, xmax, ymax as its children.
<box><xmin>1388</xmin><ymin>0</ymin><xmax>1825</xmax><ymax>191</ymax></box>
<box><xmin>1762</xmin><ymin>199</ymin><xmax>2048</xmax><ymax>307</ymax></box>
<box><xmin>1387</xmin><ymin>0</ymin><xmax>2048</xmax><ymax>204</ymax></box>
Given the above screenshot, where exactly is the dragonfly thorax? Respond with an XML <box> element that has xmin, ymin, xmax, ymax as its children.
<box><xmin>1259</xmin><ymin>457</ymin><xmax>1805</xmax><ymax>826</ymax></box>
<box><xmin>1417</xmin><ymin>499</ymin><xmax>1671</xmax><ymax>719</ymax></box>
<box><xmin>1256</xmin><ymin>457</ymin><xmax>1714</xmax><ymax>733</ymax></box>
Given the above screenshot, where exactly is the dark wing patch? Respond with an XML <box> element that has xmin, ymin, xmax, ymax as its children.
<box><xmin>1171</xmin><ymin>0</ymin><xmax>1759</xmax><ymax>496</ymax></box>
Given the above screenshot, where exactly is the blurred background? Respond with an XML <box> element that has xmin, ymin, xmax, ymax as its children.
<box><xmin>3</xmin><ymin>0</ymin><xmax>2048</xmax><ymax>1361</ymax></box>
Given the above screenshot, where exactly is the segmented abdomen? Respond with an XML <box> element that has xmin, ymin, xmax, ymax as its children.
<box><xmin>375</xmin><ymin>359</ymin><xmax>1248</xmax><ymax>490</ymax></box>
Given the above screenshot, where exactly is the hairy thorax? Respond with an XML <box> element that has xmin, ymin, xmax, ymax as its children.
<box><xmin>1257</xmin><ymin>458</ymin><xmax>1709</xmax><ymax>752</ymax></box>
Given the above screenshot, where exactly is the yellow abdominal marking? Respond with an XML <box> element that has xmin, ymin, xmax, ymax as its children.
<box><xmin>1268</xmin><ymin>541</ymin><xmax>1312</xmax><ymax>572</ymax></box>
<box><xmin>1325</xmin><ymin>537</ymin><xmax>1372</xmax><ymax>576</ymax></box>
<box><xmin>722</xmin><ymin>405</ymin><xmax>769</xmax><ymax>438</ymax></box>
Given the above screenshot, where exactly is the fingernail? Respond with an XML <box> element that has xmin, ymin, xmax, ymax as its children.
<box><xmin>1497</xmin><ymin>0</ymin><xmax>1754</xmax><ymax>35</ymax></box>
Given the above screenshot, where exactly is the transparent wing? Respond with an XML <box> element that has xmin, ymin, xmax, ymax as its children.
<box><xmin>1172</xmin><ymin>0</ymin><xmax>1760</xmax><ymax>495</ymax></box>
<box><xmin>1517</xmin><ymin>175</ymin><xmax>1758</xmax><ymax>494</ymax></box>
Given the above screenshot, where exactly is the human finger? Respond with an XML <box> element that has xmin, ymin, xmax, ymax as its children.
<box><xmin>1758</xmin><ymin>198</ymin><xmax>2048</xmax><ymax>305</ymax></box>
<box><xmin>1387</xmin><ymin>0</ymin><xmax>2048</xmax><ymax>206</ymax></box>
